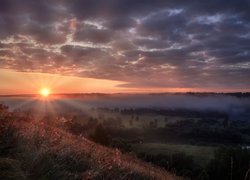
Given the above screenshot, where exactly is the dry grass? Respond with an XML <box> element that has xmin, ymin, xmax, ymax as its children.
<box><xmin>1</xmin><ymin>110</ymin><xmax>182</xmax><ymax>180</ymax></box>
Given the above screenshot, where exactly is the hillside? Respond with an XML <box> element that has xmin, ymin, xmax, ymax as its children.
<box><xmin>0</xmin><ymin>105</ymin><xmax>181</xmax><ymax>180</ymax></box>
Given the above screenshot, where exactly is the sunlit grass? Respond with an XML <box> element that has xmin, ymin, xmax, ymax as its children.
<box><xmin>0</xmin><ymin>106</ymin><xmax>180</xmax><ymax>180</ymax></box>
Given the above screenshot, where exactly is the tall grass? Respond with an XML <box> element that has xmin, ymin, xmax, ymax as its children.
<box><xmin>0</xmin><ymin>104</ymin><xmax>181</xmax><ymax>180</ymax></box>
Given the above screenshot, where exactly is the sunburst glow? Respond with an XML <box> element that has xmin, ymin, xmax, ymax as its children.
<box><xmin>40</xmin><ymin>88</ymin><xmax>50</xmax><ymax>97</ymax></box>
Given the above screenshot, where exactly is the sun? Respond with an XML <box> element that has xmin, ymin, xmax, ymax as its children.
<box><xmin>40</xmin><ymin>88</ymin><xmax>50</xmax><ymax>97</ymax></box>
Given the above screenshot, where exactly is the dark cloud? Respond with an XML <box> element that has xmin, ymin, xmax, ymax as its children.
<box><xmin>104</xmin><ymin>16</ymin><xmax>136</xmax><ymax>30</ymax></box>
<box><xmin>0</xmin><ymin>0</ymin><xmax>250</xmax><ymax>90</ymax></box>
<box><xmin>133</xmin><ymin>38</ymin><xmax>171</xmax><ymax>49</ymax></box>
<box><xmin>139</xmin><ymin>10</ymin><xmax>188</xmax><ymax>41</ymax></box>
<box><xmin>61</xmin><ymin>45</ymin><xmax>108</xmax><ymax>60</ymax></box>
<box><xmin>74</xmin><ymin>24</ymin><xmax>114</xmax><ymax>43</ymax></box>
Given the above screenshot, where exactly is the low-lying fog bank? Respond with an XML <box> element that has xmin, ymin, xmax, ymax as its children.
<box><xmin>81</xmin><ymin>94</ymin><xmax>250</xmax><ymax>112</ymax></box>
<box><xmin>0</xmin><ymin>94</ymin><xmax>249</xmax><ymax>114</ymax></box>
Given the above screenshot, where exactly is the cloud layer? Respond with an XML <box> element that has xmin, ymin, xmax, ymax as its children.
<box><xmin>0</xmin><ymin>0</ymin><xmax>250</xmax><ymax>90</ymax></box>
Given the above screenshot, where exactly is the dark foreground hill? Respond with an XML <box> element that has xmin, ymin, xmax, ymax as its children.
<box><xmin>0</xmin><ymin>105</ymin><xmax>181</xmax><ymax>180</ymax></box>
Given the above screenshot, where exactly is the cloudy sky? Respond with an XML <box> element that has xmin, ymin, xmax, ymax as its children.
<box><xmin>0</xmin><ymin>0</ymin><xmax>250</xmax><ymax>94</ymax></box>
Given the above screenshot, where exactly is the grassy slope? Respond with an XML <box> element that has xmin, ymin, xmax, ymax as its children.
<box><xmin>0</xmin><ymin>113</ymin><xmax>182</xmax><ymax>180</ymax></box>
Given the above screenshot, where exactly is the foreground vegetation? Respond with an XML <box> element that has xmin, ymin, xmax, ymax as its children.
<box><xmin>0</xmin><ymin>104</ymin><xmax>180</xmax><ymax>180</ymax></box>
<box><xmin>2</xmin><ymin>99</ymin><xmax>250</xmax><ymax>180</ymax></box>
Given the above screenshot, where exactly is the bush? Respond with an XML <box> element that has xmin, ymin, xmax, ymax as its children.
<box><xmin>91</xmin><ymin>124</ymin><xmax>110</xmax><ymax>146</ymax></box>
<box><xmin>110</xmin><ymin>138</ymin><xmax>132</xmax><ymax>152</ymax></box>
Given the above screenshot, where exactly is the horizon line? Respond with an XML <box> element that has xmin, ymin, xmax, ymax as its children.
<box><xmin>0</xmin><ymin>91</ymin><xmax>250</xmax><ymax>97</ymax></box>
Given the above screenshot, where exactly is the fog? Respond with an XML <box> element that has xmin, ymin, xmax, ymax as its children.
<box><xmin>81</xmin><ymin>94</ymin><xmax>250</xmax><ymax>112</ymax></box>
<box><xmin>1</xmin><ymin>94</ymin><xmax>249</xmax><ymax>113</ymax></box>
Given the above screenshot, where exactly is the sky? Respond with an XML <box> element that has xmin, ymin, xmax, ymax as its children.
<box><xmin>0</xmin><ymin>0</ymin><xmax>250</xmax><ymax>94</ymax></box>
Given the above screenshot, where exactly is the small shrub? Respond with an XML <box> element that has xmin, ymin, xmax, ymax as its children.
<box><xmin>91</xmin><ymin>124</ymin><xmax>110</xmax><ymax>146</ymax></box>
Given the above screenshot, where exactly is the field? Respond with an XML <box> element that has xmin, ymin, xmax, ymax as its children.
<box><xmin>132</xmin><ymin>143</ymin><xmax>216</xmax><ymax>166</ymax></box>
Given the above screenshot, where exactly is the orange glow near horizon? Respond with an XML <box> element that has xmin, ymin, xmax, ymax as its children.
<box><xmin>0</xmin><ymin>69</ymin><xmax>128</xmax><ymax>95</ymax></box>
<box><xmin>0</xmin><ymin>69</ymin><xmax>247</xmax><ymax>95</ymax></box>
